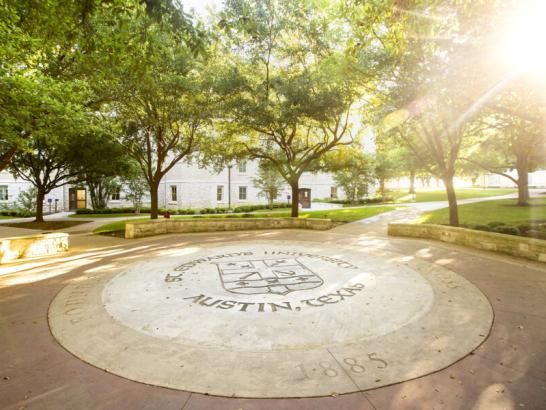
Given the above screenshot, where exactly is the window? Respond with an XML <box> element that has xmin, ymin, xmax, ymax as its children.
<box><xmin>170</xmin><ymin>185</ymin><xmax>177</xmax><ymax>202</ymax></box>
<box><xmin>239</xmin><ymin>186</ymin><xmax>247</xmax><ymax>200</ymax></box>
<box><xmin>238</xmin><ymin>161</ymin><xmax>247</xmax><ymax>173</ymax></box>
<box><xmin>216</xmin><ymin>185</ymin><xmax>224</xmax><ymax>201</ymax></box>
<box><xmin>111</xmin><ymin>188</ymin><xmax>121</xmax><ymax>201</ymax></box>
<box><xmin>0</xmin><ymin>185</ymin><xmax>7</xmax><ymax>201</ymax></box>
<box><xmin>330</xmin><ymin>186</ymin><xmax>338</xmax><ymax>199</ymax></box>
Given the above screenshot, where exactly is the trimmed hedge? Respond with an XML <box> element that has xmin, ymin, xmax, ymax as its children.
<box><xmin>461</xmin><ymin>221</ymin><xmax>546</xmax><ymax>239</ymax></box>
<box><xmin>75</xmin><ymin>203</ymin><xmax>288</xmax><ymax>216</ymax></box>
<box><xmin>313</xmin><ymin>197</ymin><xmax>393</xmax><ymax>205</ymax></box>
<box><xmin>232</xmin><ymin>203</ymin><xmax>287</xmax><ymax>213</ymax></box>
<box><xmin>76</xmin><ymin>207</ymin><xmax>152</xmax><ymax>215</ymax></box>
<box><xmin>0</xmin><ymin>210</ymin><xmax>34</xmax><ymax>217</ymax></box>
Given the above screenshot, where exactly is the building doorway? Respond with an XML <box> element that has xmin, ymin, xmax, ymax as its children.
<box><xmin>69</xmin><ymin>188</ymin><xmax>87</xmax><ymax>210</ymax></box>
<box><xmin>298</xmin><ymin>188</ymin><xmax>311</xmax><ymax>209</ymax></box>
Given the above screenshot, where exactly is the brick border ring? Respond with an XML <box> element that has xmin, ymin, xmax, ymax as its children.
<box><xmin>48</xmin><ymin>240</ymin><xmax>493</xmax><ymax>398</ymax></box>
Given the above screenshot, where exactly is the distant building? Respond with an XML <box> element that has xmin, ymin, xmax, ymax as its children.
<box><xmin>480</xmin><ymin>169</ymin><xmax>546</xmax><ymax>188</ymax></box>
<box><xmin>0</xmin><ymin>160</ymin><xmax>371</xmax><ymax>212</ymax></box>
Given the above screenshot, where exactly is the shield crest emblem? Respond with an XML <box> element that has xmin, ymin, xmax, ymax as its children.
<box><xmin>215</xmin><ymin>258</ymin><xmax>323</xmax><ymax>295</ymax></box>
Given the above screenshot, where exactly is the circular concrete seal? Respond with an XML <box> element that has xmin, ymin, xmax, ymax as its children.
<box><xmin>48</xmin><ymin>240</ymin><xmax>493</xmax><ymax>398</ymax></box>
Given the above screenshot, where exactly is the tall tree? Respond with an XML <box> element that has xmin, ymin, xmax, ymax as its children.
<box><xmin>377</xmin><ymin>1</ymin><xmax>496</xmax><ymax>226</ymax></box>
<box><xmin>0</xmin><ymin>0</ymin><xmax>108</xmax><ymax>170</ymax></box>
<box><xmin>7</xmin><ymin>79</ymin><xmax>97</xmax><ymax>222</ymax></box>
<box><xmin>82</xmin><ymin>2</ymin><xmax>210</xmax><ymax>219</ymax></box>
<box><xmin>215</xmin><ymin>0</ymin><xmax>384</xmax><ymax>217</ymax></box>
<box><xmin>324</xmin><ymin>148</ymin><xmax>375</xmax><ymax>203</ymax></box>
<box><xmin>10</xmin><ymin>137</ymin><xmax>76</xmax><ymax>222</ymax></box>
<box><xmin>67</xmin><ymin>130</ymin><xmax>133</xmax><ymax>210</ymax></box>
<box><xmin>466</xmin><ymin>86</ymin><xmax>546</xmax><ymax>205</ymax></box>
<box><xmin>252</xmin><ymin>162</ymin><xmax>285</xmax><ymax>209</ymax></box>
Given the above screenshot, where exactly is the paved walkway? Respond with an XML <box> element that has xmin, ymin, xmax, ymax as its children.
<box><xmin>0</xmin><ymin>193</ymin><xmax>545</xmax><ymax>409</ymax></box>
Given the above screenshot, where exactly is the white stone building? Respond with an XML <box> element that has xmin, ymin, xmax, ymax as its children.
<box><xmin>479</xmin><ymin>169</ymin><xmax>546</xmax><ymax>188</ymax></box>
<box><xmin>0</xmin><ymin>160</ymin><xmax>347</xmax><ymax>212</ymax></box>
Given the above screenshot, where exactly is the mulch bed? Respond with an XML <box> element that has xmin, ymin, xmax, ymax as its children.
<box><xmin>98</xmin><ymin>230</ymin><xmax>125</xmax><ymax>238</ymax></box>
<box><xmin>1</xmin><ymin>220</ymin><xmax>90</xmax><ymax>231</ymax></box>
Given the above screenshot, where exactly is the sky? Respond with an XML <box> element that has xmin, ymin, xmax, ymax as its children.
<box><xmin>181</xmin><ymin>0</ymin><xmax>223</xmax><ymax>18</ymax></box>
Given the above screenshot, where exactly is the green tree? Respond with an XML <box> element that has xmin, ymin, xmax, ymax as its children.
<box><xmin>324</xmin><ymin>148</ymin><xmax>375</xmax><ymax>203</ymax></box>
<box><xmin>216</xmin><ymin>0</ymin><xmax>377</xmax><ymax>217</ymax></box>
<box><xmin>7</xmin><ymin>79</ymin><xmax>98</xmax><ymax>222</ymax></box>
<box><xmin>16</xmin><ymin>186</ymin><xmax>37</xmax><ymax>214</ymax></box>
<box><xmin>374</xmin><ymin>145</ymin><xmax>403</xmax><ymax>198</ymax></box>
<box><xmin>123</xmin><ymin>166</ymin><xmax>149</xmax><ymax>214</ymax></box>
<box><xmin>66</xmin><ymin>130</ymin><xmax>132</xmax><ymax>210</ymax></box>
<box><xmin>10</xmin><ymin>136</ymin><xmax>77</xmax><ymax>222</ymax></box>
<box><xmin>377</xmin><ymin>1</ymin><xmax>495</xmax><ymax>226</ymax></box>
<box><xmin>0</xmin><ymin>0</ymin><xmax>109</xmax><ymax>170</ymax></box>
<box><xmin>82</xmin><ymin>3</ymin><xmax>210</xmax><ymax>219</ymax></box>
<box><xmin>252</xmin><ymin>162</ymin><xmax>285</xmax><ymax>209</ymax></box>
<box><xmin>466</xmin><ymin>86</ymin><xmax>546</xmax><ymax>205</ymax></box>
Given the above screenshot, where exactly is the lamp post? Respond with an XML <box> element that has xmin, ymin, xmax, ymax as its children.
<box><xmin>228</xmin><ymin>164</ymin><xmax>232</xmax><ymax>210</ymax></box>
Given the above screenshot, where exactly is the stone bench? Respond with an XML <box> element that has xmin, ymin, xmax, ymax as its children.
<box><xmin>388</xmin><ymin>223</ymin><xmax>546</xmax><ymax>263</ymax></box>
<box><xmin>126</xmin><ymin>218</ymin><xmax>334</xmax><ymax>239</ymax></box>
<box><xmin>0</xmin><ymin>232</ymin><xmax>69</xmax><ymax>264</ymax></box>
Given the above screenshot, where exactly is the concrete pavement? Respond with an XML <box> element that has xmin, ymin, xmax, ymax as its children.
<box><xmin>0</xmin><ymin>192</ymin><xmax>545</xmax><ymax>409</ymax></box>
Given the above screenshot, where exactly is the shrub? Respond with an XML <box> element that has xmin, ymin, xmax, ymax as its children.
<box><xmin>76</xmin><ymin>208</ymin><xmax>94</xmax><ymax>214</ymax></box>
<box><xmin>324</xmin><ymin>197</ymin><xmax>393</xmax><ymax>206</ymax></box>
<box><xmin>231</xmin><ymin>202</ymin><xmax>286</xmax><ymax>213</ymax></box>
<box><xmin>492</xmin><ymin>226</ymin><xmax>520</xmax><ymax>236</ymax></box>
<box><xmin>76</xmin><ymin>207</ymin><xmax>142</xmax><ymax>215</ymax></box>
<box><xmin>487</xmin><ymin>221</ymin><xmax>505</xmax><ymax>228</ymax></box>
<box><xmin>526</xmin><ymin>229</ymin><xmax>546</xmax><ymax>239</ymax></box>
<box><xmin>469</xmin><ymin>224</ymin><xmax>490</xmax><ymax>232</ymax></box>
<box><xmin>241</xmin><ymin>213</ymin><xmax>254</xmax><ymax>218</ymax></box>
<box><xmin>517</xmin><ymin>224</ymin><xmax>532</xmax><ymax>234</ymax></box>
<box><xmin>0</xmin><ymin>209</ymin><xmax>33</xmax><ymax>217</ymax></box>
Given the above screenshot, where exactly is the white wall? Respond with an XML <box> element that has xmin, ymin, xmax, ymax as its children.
<box><xmin>0</xmin><ymin>158</ymin><xmax>376</xmax><ymax>211</ymax></box>
<box><xmin>482</xmin><ymin>169</ymin><xmax>546</xmax><ymax>188</ymax></box>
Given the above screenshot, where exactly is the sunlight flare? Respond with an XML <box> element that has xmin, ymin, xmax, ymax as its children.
<box><xmin>498</xmin><ymin>1</ymin><xmax>546</xmax><ymax>75</ymax></box>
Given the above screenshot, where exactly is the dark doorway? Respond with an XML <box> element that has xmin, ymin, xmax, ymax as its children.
<box><xmin>298</xmin><ymin>188</ymin><xmax>311</xmax><ymax>209</ymax></box>
<box><xmin>69</xmin><ymin>188</ymin><xmax>87</xmax><ymax>210</ymax></box>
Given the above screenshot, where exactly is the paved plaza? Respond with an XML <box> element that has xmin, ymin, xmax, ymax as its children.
<box><xmin>1</xmin><ymin>204</ymin><xmax>545</xmax><ymax>409</ymax></box>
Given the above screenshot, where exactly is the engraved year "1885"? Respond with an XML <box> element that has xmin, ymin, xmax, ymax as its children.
<box><xmin>295</xmin><ymin>353</ymin><xmax>388</xmax><ymax>380</ymax></box>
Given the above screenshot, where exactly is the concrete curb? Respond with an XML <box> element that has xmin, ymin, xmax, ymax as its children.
<box><xmin>125</xmin><ymin>218</ymin><xmax>335</xmax><ymax>239</ymax></box>
<box><xmin>388</xmin><ymin>223</ymin><xmax>546</xmax><ymax>263</ymax></box>
<box><xmin>0</xmin><ymin>232</ymin><xmax>69</xmax><ymax>263</ymax></box>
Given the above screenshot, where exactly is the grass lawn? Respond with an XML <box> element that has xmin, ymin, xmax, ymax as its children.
<box><xmin>70</xmin><ymin>213</ymin><xmax>150</xmax><ymax>218</ymax></box>
<box><xmin>419</xmin><ymin>197</ymin><xmax>546</xmax><ymax>226</ymax></box>
<box><xmin>398</xmin><ymin>188</ymin><xmax>516</xmax><ymax>203</ymax></box>
<box><xmin>94</xmin><ymin>205</ymin><xmax>398</xmax><ymax>235</ymax></box>
<box><xmin>251</xmin><ymin>206</ymin><xmax>397</xmax><ymax>222</ymax></box>
<box><xmin>0</xmin><ymin>215</ymin><xmax>20</xmax><ymax>219</ymax></box>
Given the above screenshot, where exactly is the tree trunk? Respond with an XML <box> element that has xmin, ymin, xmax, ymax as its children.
<box><xmin>150</xmin><ymin>180</ymin><xmax>160</xmax><ymax>219</ymax></box>
<box><xmin>516</xmin><ymin>155</ymin><xmax>530</xmax><ymax>206</ymax></box>
<box><xmin>409</xmin><ymin>169</ymin><xmax>416</xmax><ymax>194</ymax></box>
<box><xmin>88</xmin><ymin>182</ymin><xmax>103</xmax><ymax>210</ymax></box>
<box><xmin>443</xmin><ymin>176</ymin><xmax>459</xmax><ymax>227</ymax></box>
<box><xmin>290</xmin><ymin>181</ymin><xmax>299</xmax><ymax>218</ymax></box>
<box><xmin>35</xmin><ymin>189</ymin><xmax>45</xmax><ymax>223</ymax></box>
<box><xmin>379</xmin><ymin>178</ymin><xmax>385</xmax><ymax>197</ymax></box>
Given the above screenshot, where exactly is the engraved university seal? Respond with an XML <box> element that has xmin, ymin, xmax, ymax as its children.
<box><xmin>215</xmin><ymin>258</ymin><xmax>323</xmax><ymax>295</ymax></box>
